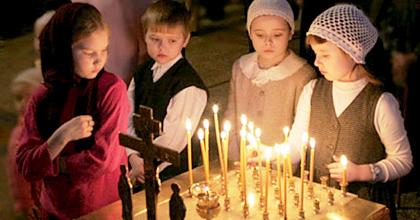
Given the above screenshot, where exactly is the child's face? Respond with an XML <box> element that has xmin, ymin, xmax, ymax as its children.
<box><xmin>311</xmin><ymin>41</ymin><xmax>358</xmax><ymax>82</ymax></box>
<box><xmin>145</xmin><ymin>24</ymin><xmax>190</xmax><ymax>65</ymax></box>
<box><xmin>250</xmin><ymin>15</ymin><xmax>291</xmax><ymax>66</ymax></box>
<box><xmin>72</xmin><ymin>28</ymin><xmax>109</xmax><ymax>79</ymax></box>
<box><xmin>12</xmin><ymin>83</ymin><xmax>37</xmax><ymax>115</ymax></box>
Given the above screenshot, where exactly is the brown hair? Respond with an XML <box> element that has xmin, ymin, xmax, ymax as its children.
<box><xmin>306</xmin><ymin>35</ymin><xmax>382</xmax><ymax>86</ymax></box>
<box><xmin>141</xmin><ymin>0</ymin><xmax>191</xmax><ymax>36</ymax></box>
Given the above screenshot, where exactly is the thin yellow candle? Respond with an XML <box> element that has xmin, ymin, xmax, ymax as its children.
<box><xmin>264</xmin><ymin>148</ymin><xmax>272</xmax><ymax>213</ymax></box>
<box><xmin>309</xmin><ymin>137</ymin><xmax>316</xmax><ymax>184</ymax></box>
<box><xmin>283</xmin><ymin>127</ymin><xmax>293</xmax><ymax>177</ymax></box>
<box><xmin>256</xmin><ymin>128</ymin><xmax>263</xmax><ymax>197</ymax></box>
<box><xmin>300</xmin><ymin>133</ymin><xmax>308</xmax><ymax>211</ymax></box>
<box><xmin>275</xmin><ymin>144</ymin><xmax>283</xmax><ymax>207</ymax></box>
<box><xmin>212</xmin><ymin>105</ymin><xmax>225</xmax><ymax>180</ymax></box>
<box><xmin>185</xmin><ymin>118</ymin><xmax>193</xmax><ymax>186</ymax></box>
<box><xmin>287</xmin><ymin>153</ymin><xmax>293</xmax><ymax>178</ymax></box>
<box><xmin>340</xmin><ymin>155</ymin><xmax>348</xmax><ymax>185</ymax></box>
<box><xmin>220</xmin><ymin>131</ymin><xmax>229</xmax><ymax>197</ymax></box>
<box><xmin>281</xmin><ymin>144</ymin><xmax>289</xmax><ymax>218</ymax></box>
<box><xmin>198</xmin><ymin>128</ymin><xmax>209</xmax><ymax>183</ymax></box>
<box><xmin>223</xmin><ymin>121</ymin><xmax>231</xmax><ymax>169</ymax></box>
<box><xmin>240</xmin><ymin>129</ymin><xmax>247</xmax><ymax>199</ymax></box>
<box><xmin>203</xmin><ymin>119</ymin><xmax>210</xmax><ymax>155</ymax></box>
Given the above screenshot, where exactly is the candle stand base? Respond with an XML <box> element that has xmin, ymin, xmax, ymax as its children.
<box><xmin>263</xmin><ymin>211</ymin><xmax>269</xmax><ymax>220</ymax></box>
<box><xmin>298</xmin><ymin>210</ymin><xmax>305</xmax><ymax>219</ymax></box>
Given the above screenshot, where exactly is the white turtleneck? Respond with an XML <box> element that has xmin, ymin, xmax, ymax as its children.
<box><xmin>288</xmin><ymin>78</ymin><xmax>413</xmax><ymax>182</ymax></box>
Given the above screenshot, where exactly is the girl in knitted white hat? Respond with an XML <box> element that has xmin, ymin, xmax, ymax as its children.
<box><xmin>287</xmin><ymin>4</ymin><xmax>412</xmax><ymax>219</ymax></box>
<box><xmin>224</xmin><ymin>0</ymin><xmax>316</xmax><ymax>162</ymax></box>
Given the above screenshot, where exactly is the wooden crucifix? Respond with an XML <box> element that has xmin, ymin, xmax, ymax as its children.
<box><xmin>119</xmin><ymin>105</ymin><xmax>180</xmax><ymax>220</ymax></box>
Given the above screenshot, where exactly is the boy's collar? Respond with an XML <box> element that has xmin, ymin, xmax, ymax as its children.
<box><xmin>151</xmin><ymin>53</ymin><xmax>183</xmax><ymax>71</ymax></box>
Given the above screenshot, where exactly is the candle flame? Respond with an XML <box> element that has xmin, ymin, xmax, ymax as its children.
<box><xmin>301</xmin><ymin>132</ymin><xmax>308</xmax><ymax>143</ymax></box>
<box><xmin>340</xmin><ymin>155</ymin><xmax>348</xmax><ymax>168</ymax></box>
<box><xmin>310</xmin><ymin>137</ymin><xmax>316</xmax><ymax>149</ymax></box>
<box><xmin>248</xmin><ymin>121</ymin><xmax>254</xmax><ymax>132</ymax></box>
<box><xmin>185</xmin><ymin>118</ymin><xmax>192</xmax><ymax>131</ymax></box>
<box><xmin>240</xmin><ymin>128</ymin><xmax>247</xmax><ymax>138</ymax></box>
<box><xmin>247</xmin><ymin>134</ymin><xmax>256</xmax><ymax>148</ymax></box>
<box><xmin>220</xmin><ymin>131</ymin><xmax>226</xmax><ymax>139</ymax></box>
<box><xmin>203</xmin><ymin>119</ymin><xmax>209</xmax><ymax>129</ymax></box>
<box><xmin>248</xmin><ymin>192</ymin><xmax>256</xmax><ymax>208</ymax></box>
<box><xmin>274</xmin><ymin>144</ymin><xmax>282</xmax><ymax>155</ymax></box>
<box><xmin>281</xmin><ymin>143</ymin><xmax>290</xmax><ymax>156</ymax></box>
<box><xmin>212</xmin><ymin>104</ymin><xmax>219</xmax><ymax>113</ymax></box>
<box><xmin>240</xmin><ymin>114</ymin><xmax>248</xmax><ymax>126</ymax></box>
<box><xmin>255</xmin><ymin>128</ymin><xmax>261</xmax><ymax>138</ymax></box>
<box><xmin>283</xmin><ymin>126</ymin><xmax>290</xmax><ymax>136</ymax></box>
<box><xmin>264</xmin><ymin>147</ymin><xmax>272</xmax><ymax>160</ymax></box>
<box><xmin>198</xmin><ymin>128</ymin><xmax>204</xmax><ymax>140</ymax></box>
<box><xmin>223</xmin><ymin>121</ymin><xmax>231</xmax><ymax>132</ymax></box>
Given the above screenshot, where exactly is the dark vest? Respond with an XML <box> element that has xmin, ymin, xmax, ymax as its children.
<box><xmin>133</xmin><ymin>58</ymin><xmax>208</xmax><ymax>179</ymax></box>
<box><xmin>134</xmin><ymin>58</ymin><xmax>207</xmax><ymax>122</ymax></box>
<box><xmin>309</xmin><ymin>78</ymin><xmax>392</xmax><ymax>200</ymax></box>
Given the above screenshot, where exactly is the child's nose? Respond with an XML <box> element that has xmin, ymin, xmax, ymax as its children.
<box><xmin>264</xmin><ymin>36</ymin><xmax>273</xmax><ymax>45</ymax></box>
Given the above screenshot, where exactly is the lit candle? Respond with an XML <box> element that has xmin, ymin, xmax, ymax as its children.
<box><xmin>340</xmin><ymin>155</ymin><xmax>348</xmax><ymax>185</ymax></box>
<box><xmin>247</xmin><ymin>121</ymin><xmax>254</xmax><ymax>136</ymax></box>
<box><xmin>281</xmin><ymin>144</ymin><xmax>289</xmax><ymax>218</ymax></box>
<box><xmin>283</xmin><ymin>126</ymin><xmax>290</xmax><ymax>142</ymax></box>
<box><xmin>299</xmin><ymin>133</ymin><xmax>308</xmax><ymax>211</ymax></box>
<box><xmin>212</xmin><ymin>105</ymin><xmax>225</xmax><ymax>180</ymax></box>
<box><xmin>275</xmin><ymin>144</ymin><xmax>283</xmax><ymax>207</ymax></box>
<box><xmin>186</xmin><ymin>119</ymin><xmax>193</xmax><ymax>186</ymax></box>
<box><xmin>309</xmin><ymin>138</ymin><xmax>316</xmax><ymax>185</ymax></box>
<box><xmin>240</xmin><ymin>129</ymin><xmax>247</xmax><ymax>200</ymax></box>
<box><xmin>255</xmin><ymin>128</ymin><xmax>263</xmax><ymax>198</ymax></box>
<box><xmin>264</xmin><ymin>148</ymin><xmax>272</xmax><ymax>213</ymax></box>
<box><xmin>198</xmin><ymin>129</ymin><xmax>210</xmax><ymax>183</ymax></box>
<box><xmin>203</xmin><ymin>119</ymin><xmax>210</xmax><ymax>155</ymax></box>
<box><xmin>240</xmin><ymin>114</ymin><xmax>248</xmax><ymax>130</ymax></box>
<box><xmin>283</xmin><ymin>127</ymin><xmax>292</xmax><ymax>177</ymax></box>
<box><xmin>220</xmin><ymin>131</ymin><xmax>229</xmax><ymax>198</ymax></box>
<box><xmin>223</xmin><ymin>121</ymin><xmax>231</xmax><ymax>169</ymax></box>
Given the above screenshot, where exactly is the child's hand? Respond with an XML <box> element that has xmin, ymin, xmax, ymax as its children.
<box><xmin>327</xmin><ymin>155</ymin><xmax>359</xmax><ymax>183</ymax></box>
<box><xmin>128</xmin><ymin>154</ymin><xmax>145</xmax><ymax>183</ymax></box>
<box><xmin>58</xmin><ymin>115</ymin><xmax>95</xmax><ymax>142</ymax></box>
<box><xmin>47</xmin><ymin>115</ymin><xmax>94</xmax><ymax>159</ymax></box>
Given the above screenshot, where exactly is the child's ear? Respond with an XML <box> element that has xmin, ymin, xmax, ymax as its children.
<box><xmin>183</xmin><ymin>33</ymin><xmax>191</xmax><ymax>48</ymax></box>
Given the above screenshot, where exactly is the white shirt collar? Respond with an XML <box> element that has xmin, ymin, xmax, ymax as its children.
<box><xmin>239</xmin><ymin>49</ymin><xmax>307</xmax><ymax>87</ymax></box>
<box><xmin>151</xmin><ymin>53</ymin><xmax>183</xmax><ymax>82</ymax></box>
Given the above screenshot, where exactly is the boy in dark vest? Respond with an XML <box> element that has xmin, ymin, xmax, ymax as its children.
<box><xmin>126</xmin><ymin>0</ymin><xmax>208</xmax><ymax>186</ymax></box>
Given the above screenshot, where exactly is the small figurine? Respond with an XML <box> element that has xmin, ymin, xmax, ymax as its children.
<box><xmin>170</xmin><ymin>183</ymin><xmax>186</xmax><ymax>220</ymax></box>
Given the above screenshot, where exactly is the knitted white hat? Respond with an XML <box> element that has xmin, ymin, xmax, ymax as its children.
<box><xmin>247</xmin><ymin>0</ymin><xmax>294</xmax><ymax>34</ymax></box>
<box><xmin>306</xmin><ymin>4</ymin><xmax>378</xmax><ymax>64</ymax></box>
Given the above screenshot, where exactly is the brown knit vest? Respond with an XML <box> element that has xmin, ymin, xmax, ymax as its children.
<box><xmin>308</xmin><ymin>78</ymin><xmax>385</xmax><ymax>188</ymax></box>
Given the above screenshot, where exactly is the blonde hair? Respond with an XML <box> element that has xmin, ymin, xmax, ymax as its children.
<box><xmin>141</xmin><ymin>0</ymin><xmax>191</xmax><ymax>36</ymax></box>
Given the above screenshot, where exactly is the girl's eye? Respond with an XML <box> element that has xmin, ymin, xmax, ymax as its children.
<box><xmin>169</xmin><ymin>39</ymin><xmax>177</xmax><ymax>44</ymax></box>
